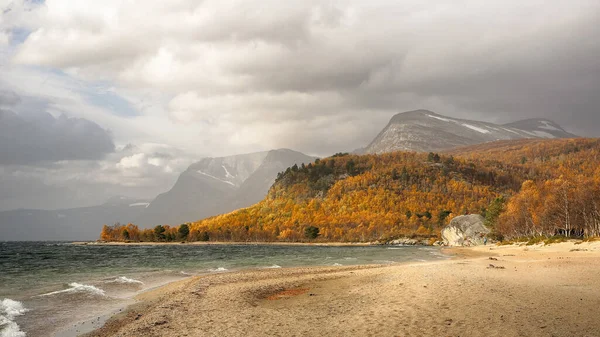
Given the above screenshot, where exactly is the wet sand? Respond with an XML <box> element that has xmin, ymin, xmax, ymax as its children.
<box><xmin>85</xmin><ymin>241</ymin><xmax>600</xmax><ymax>337</ymax></box>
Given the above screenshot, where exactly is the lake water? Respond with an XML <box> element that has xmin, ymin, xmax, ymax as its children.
<box><xmin>0</xmin><ymin>242</ymin><xmax>448</xmax><ymax>336</ymax></box>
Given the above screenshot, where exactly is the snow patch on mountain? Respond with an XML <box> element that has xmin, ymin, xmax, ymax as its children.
<box><xmin>129</xmin><ymin>202</ymin><xmax>150</xmax><ymax>208</ymax></box>
<box><xmin>462</xmin><ymin>124</ymin><xmax>490</xmax><ymax>134</ymax></box>
<box><xmin>222</xmin><ymin>165</ymin><xmax>235</xmax><ymax>179</ymax></box>
<box><xmin>427</xmin><ymin>114</ymin><xmax>451</xmax><ymax>122</ymax></box>
<box><xmin>531</xmin><ymin>131</ymin><xmax>556</xmax><ymax>139</ymax></box>
<box><xmin>539</xmin><ymin>121</ymin><xmax>560</xmax><ymax>131</ymax></box>
<box><xmin>502</xmin><ymin>127</ymin><xmax>520</xmax><ymax>135</ymax></box>
<box><xmin>197</xmin><ymin>170</ymin><xmax>236</xmax><ymax>186</ymax></box>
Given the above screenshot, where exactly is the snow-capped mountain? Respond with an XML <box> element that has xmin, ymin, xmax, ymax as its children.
<box><xmin>136</xmin><ymin>149</ymin><xmax>315</xmax><ymax>226</ymax></box>
<box><xmin>364</xmin><ymin>110</ymin><xmax>577</xmax><ymax>154</ymax></box>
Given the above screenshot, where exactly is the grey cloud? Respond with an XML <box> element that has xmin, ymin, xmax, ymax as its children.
<box><xmin>9</xmin><ymin>1</ymin><xmax>600</xmax><ymax>155</ymax></box>
<box><xmin>0</xmin><ymin>108</ymin><xmax>115</xmax><ymax>165</ymax></box>
<box><xmin>0</xmin><ymin>90</ymin><xmax>21</xmax><ymax>106</ymax></box>
<box><xmin>0</xmin><ymin>144</ymin><xmax>193</xmax><ymax>211</ymax></box>
<box><xmin>218</xmin><ymin>2</ymin><xmax>600</xmax><ymax>138</ymax></box>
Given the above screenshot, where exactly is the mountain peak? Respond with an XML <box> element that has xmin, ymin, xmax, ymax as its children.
<box><xmin>390</xmin><ymin>109</ymin><xmax>437</xmax><ymax>120</ymax></box>
<box><xmin>365</xmin><ymin>110</ymin><xmax>576</xmax><ymax>154</ymax></box>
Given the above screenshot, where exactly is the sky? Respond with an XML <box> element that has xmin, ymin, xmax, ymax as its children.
<box><xmin>0</xmin><ymin>0</ymin><xmax>599</xmax><ymax>211</ymax></box>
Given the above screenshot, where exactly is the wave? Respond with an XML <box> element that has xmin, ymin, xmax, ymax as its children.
<box><xmin>373</xmin><ymin>260</ymin><xmax>395</xmax><ymax>264</ymax></box>
<box><xmin>264</xmin><ymin>265</ymin><xmax>281</xmax><ymax>269</ymax></box>
<box><xmin>105</xmin><ymin>276</ymin><xmax>144</xmax><ymax>285</ymax></box>
<box><xmin>208</xmin><ymin>267</ymin><xmax>228</xmax><ymax>272</ymax></box>
<box><xmin>332</xmin><ymin>263</ymin><xmax>343</xmax><ymax>266</ymax></box>
<box><xmin>0</xmin><ymin>298</ymin><xmax>28</xmax><ymax>337</ymax></box>
<box><xmin>38</xmin><ymin>283</ymin><xmax>106</xmax><ymax>297</ymax></box>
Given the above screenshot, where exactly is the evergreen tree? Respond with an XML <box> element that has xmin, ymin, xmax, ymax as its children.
<box><xmin>304</xmin><ymin>226</ymin><xmax>320</xmax><ymax>239</ymax></box>
<box><xmin>178</xmin><ymin>224</ymin><xmax>190</xmax><ymax>239</ymax></box>
<box><xmin>154</xmin><ymin>225</ymin><xmax>166</xmax><ymax>241</ymax></box>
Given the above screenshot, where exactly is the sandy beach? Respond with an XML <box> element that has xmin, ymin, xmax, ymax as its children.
<box><xmin>85</xmin><ymin>241</ymin><xmax>600</xmax><ymax>337</ymax></box>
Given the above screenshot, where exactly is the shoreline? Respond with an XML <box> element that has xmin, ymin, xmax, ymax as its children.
<box><xmin>84</xmin><ymin>241</ymin><xmax>600</xmax><ymax>337</ymax></box>
<box><xmin>71</xmin><ymin>241</ymin><xmax>380</xmax><ymax>246</ymax></box>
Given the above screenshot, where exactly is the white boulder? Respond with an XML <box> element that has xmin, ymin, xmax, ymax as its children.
<box><xmin>442</xmin><ymin>214</ymin><xmax>490</xmax><ymax>246</ymax></box>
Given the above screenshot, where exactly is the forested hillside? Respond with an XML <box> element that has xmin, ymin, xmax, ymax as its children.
<box><xmin>100</xmin><ymin>138</ymin><xmax>600</xmax><ymax>243</ymax></box>
<box><xmin>450</xmin><ymin>138</ymin><xmax>600</xmax><ymax>239</ymax></box>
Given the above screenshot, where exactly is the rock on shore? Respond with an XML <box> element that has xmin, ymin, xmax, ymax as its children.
<box><xmin>442</xmin><ymin>214</ymin><xmax>489</xmax><ymax>246</ymax></box>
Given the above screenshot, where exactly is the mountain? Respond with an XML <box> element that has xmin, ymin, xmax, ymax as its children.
<box><xmin>0</xmin><ymin>149</ymin><xmax>314</xmax><ymax>241</ymax></box>
<box><xmin>133</xmin><ymin>148</ymin><xmax>315</xmax><ymax>226</ymax></box>
<box><xmin>0</xmin><ymin>196</ymin><xmax>150</xmax><ymax>241</ymax></box>
<box><xmin>363</xmin><ymin>110</ymin><xmax>577</xmax><ymax>154</ymax></box>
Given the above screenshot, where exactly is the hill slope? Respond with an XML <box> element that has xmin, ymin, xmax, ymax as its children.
<box><xmin>186</xmin><ymin>152</ymin><xmax>516</xmax><ymax>242</ymax></box>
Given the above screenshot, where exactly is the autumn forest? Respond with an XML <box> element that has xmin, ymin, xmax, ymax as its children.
<box><xmin>100</xmin><ymin>138</ymin><xmax>600</xmax><ymax>243</ymax></box>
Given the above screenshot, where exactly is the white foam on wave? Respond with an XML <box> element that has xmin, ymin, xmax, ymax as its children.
<box><xmin>332</xmin><ymin>263</ymin><xmax>343</xmax><ymax>266</ymax></box>
<box><xmin>429</xmin><ymin>251</ymin><xmax>447</xmax><ymax>258</ymax></box>
<box><xmin>106</xmin><ymin>277</ymin><xmax>144</xmax><ymax>285</ymax></box>
<box><xmin>209</xmin><ymin>267</ymin><xmax>228</xmax><ymax>272</ymax></box>
<box><xmin>264</xmin><ymin>265</ymin><xmax>281</xmax><ymax>269</ymax></box>
<box><xmin>38</xmin><ymin>283</ymin><xmax>106</xmax><ymax>297</ymax></box>
<box><xmin>374</xmin><ymin>260</ymin><xmax>395</xmax><ymax>264</ymax></box>
<box><xmin>0</xmin><ymin>299</ymin><xmax>28</xmax><ymax>337</ymax></box>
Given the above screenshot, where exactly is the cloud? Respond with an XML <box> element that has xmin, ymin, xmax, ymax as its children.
<box><xmin>0</xmin><ymin>107</ymin><xmax>115</xmax><ymax>165</ymax></box>
<box><xmin>1</xmin><ymin>0</ymin><xmax>600</xmax><ymax>210</ymax></box>
<box><xmin>0</xmin><ymin>31</ymin><xmax>8</xmax><ymax>46</ymax></box>
<box><xmin>0</xmin><ymin>90</ymin><xmax>20</xmax><ymax>106</ymax></box>
<box><xmin>7</xmin><ymin>0</ymin><xmax>599</xmax><ymax>150</ymax></box>
<box><xmin>0</xmin><ymin>142</ymin><xmax>193</xmax><ymax>211</ymax></box>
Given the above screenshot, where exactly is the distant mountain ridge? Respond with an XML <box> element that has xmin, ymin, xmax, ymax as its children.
<box><xmin>0</xmin><ymin>149</ymin><xmax>314</xmax><ymax>240</ymax></box>
<box><xmin>136</xmin><ymin>148</ymin><xmax>315</xmax><ymax>226</ymax></box>
<box><xmin>363</xmin><ymin>110</ymin><xmax>577</xmax><ymax>154</ymax></box>
<box><xmin>0</xmin><ymin>196</ymin><xmax>150</xmax><ymax>241</ymax></box>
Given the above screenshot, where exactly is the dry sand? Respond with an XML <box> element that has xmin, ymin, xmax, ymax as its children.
<box><xmin>85</xmin><ymin>241</ymin><xmax>600</xmax><ymax>337</ymax></box>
